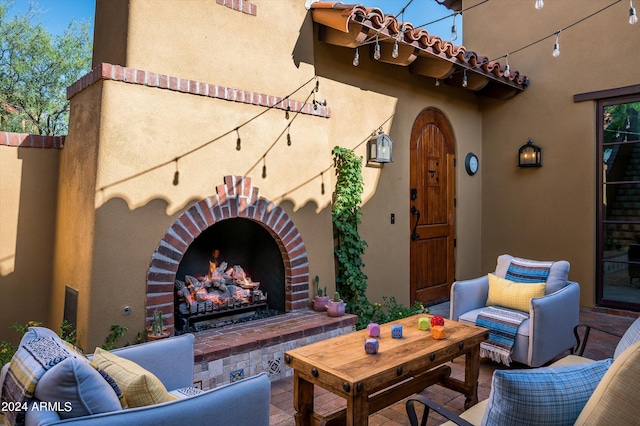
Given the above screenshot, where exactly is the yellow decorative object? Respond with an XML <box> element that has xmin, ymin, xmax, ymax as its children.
<box><xmin>418</xmin><ymin>317</ymin><xmax>430</xmax><ymax>331</ymax></box>
<box><xmin>431</xmin><ymin>325</ymin><xmax>446</xmax><ymax>340</ymax></box>
<box><xmin>93</xmin><ymin>347</ymin><xmax>177</xmax><ymax>408</ymax></box>
<box><xmin>486</xmin><ymin>273</ymin><xmax>546</xmax><ymax>312</ymax></box>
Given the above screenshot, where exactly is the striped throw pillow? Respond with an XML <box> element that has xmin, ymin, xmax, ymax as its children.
<box><xmin>505</xmin><ymin>257</ymin><xmax>553</xmax><ymax>283</ymax></box>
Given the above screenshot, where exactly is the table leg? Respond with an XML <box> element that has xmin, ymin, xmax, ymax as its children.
<box><xmin>346</xmin><ymin>393</ymin><xmax>368</xmax><ymax>426</ymax></box>
<box><xmin>293</xmin><ymin>371</ymin><xmax>314</xmax><ymax>426</ymax></box>
<box><xmin>463</xmin><ymin>344</ymin><xmax>480</xmax><ymax>410</ymax></box>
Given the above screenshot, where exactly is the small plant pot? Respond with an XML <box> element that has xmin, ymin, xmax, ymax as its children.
<box><xmin>313</xmin><ymin>296</ymin><xmax>330</xmax><ymax>312</ymax></box>
<box><xmin>147</xmin><ymin>326</ymin><xmax>170</xmax><ymax>341</ymax></box>
<box><xmin>326</xmin><ymin>300</ymin><xmax>346</xmax><ymax>317</ymax></box>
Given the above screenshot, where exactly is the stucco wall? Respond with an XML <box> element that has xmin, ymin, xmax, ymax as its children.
<box><xmin>57</xmin><ymin>0</ymin><xmax>486</xmax><ymax>347</ymax></box>
<box><xmin>463</xmin><ymin>0</ymin><xmax>640</xmax><ymax>307</ymax></box>
<box><xmin>0</xmin><ymin>144</ymin><xmax>59</xmax><ymax>344</ymax></box>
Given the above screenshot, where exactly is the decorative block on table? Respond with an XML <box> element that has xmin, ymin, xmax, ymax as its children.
<box><xmin>364</xmin><ymin>338</ymin><xmax>379</xmax><ymax>354</ymax></box>
<box><xmin>418</xmin><ymin>318</ymin><xmax>430</xmax><ymax>330</ymax></box>
<box><xmin>367</xmin><ymin>323</ymin><xmax>380</xmax><ymax>337</ymax></box>
<box><xmin>391</xmin><ymin>324</ymin><xmax>403</xmax><ymax>338</ymax></box>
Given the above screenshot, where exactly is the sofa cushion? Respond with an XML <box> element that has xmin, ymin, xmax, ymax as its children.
<box><xmin>495</xmin><ymin>254</ymin><xmax>570</xmax><ymax>294</ymax></box>
<box><xmin>93</xmin><ymin>347</ymin><xmax>177</xmax><ymax>408</ymax></box>
<box><xmin>486</xmin><ymin>273</ymin><xmax>546</xmax><ymax>312</ymax></box>
<box><xmin>481</xmin><ymin>358</ymin><xmax>612</xmax><ymax>426</ymax></box>
<box><xmin>614</xmin><ymin>317</ymin><xmax>640</xmax><ymax>359</ymax></box>
<box><xmin>575</xmin><ymin>340</ymin><xmax>640</xmax><ymax>425</ymax></box>
<box><xmin>34</xmin><ymin>357</ymin><xmax>123</xmax><ymax>419</ymax></box>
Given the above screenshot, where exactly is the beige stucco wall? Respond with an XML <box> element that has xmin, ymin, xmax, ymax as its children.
<box><xmin>53</xmin><ymin>0</ymin><xmax>486</xmax><ymax>348</ymax></box>
<box><xmin>463</xmin><ymin>0</ymin><xmax>640</xmax><ymax>307</ymax></box>
<box><xmin>0</xmin><ymin>146</ymin><xmax>59</xmax><ymax>344</ymax></box>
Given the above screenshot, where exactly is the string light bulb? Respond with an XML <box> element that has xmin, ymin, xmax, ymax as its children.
<box><xmin>374</xmin><ymin>35</ymin><xmax>381</xmax><ymax>60</ymax></box>
<box><xmin>552</xmin><ymin>32</ymin><xmax>560</xmax><ymax>57</ymax></box>
<box><xmin>462</xmin><ymin>70</ymin><xmax>468</xmax><ymax>88</ymax></box>
<box><xmin>435</xmin><ymin>78</ymin><xmax>440</xmax><ymax>86</ymax></box>
<box><xmin>392</xmin><ymin>40</ymin><xmax>399</xmax><ymax>59</ymax></box>
<box><xmin>451</xmin><ymin>13</ymin><xmax>458</xmax><ymax>42</ymax></box>
<box><xmin>287</xmin><ymin>131</ymin><xmax>292</xmax><ymax>146</ymax></box>
<box><xmin>173</xmin><ymin>158</ymin><xmax>180</xmax><ymax>186</ymax></box>
<box><xmin>535</xmin><ymin>0</ymin><xmax>544</xmax><ymax>9</ymax></box>
<box><xmin>236</xmin><ymin>128</ymin><xmax>241</xmax><ymax>151</ymax></box>
<box><xmin>262</xmin><ymin>158</ymin><xmax>267</xmax><ymax>178</ymax></box>
<box><xmin>320</xmin><ymin>173</ymin><xmax>325</xmax><ymax>195</ymax></box>
<box><xmin>352</xmin><ymin>48</ymin><xmax>360</xmax><ymax>66</ymax></box>
<box><xmin>504</xmin><ymin>55</ymin><xmax>511</xmax><ymax>78</ymax></box>
<box><xmin>285</xmin><ymin>106</ymin><xmax>290</xmax><ymax>120</ymax></box>
<box><xmin>630</xmin><ymin>0</ymin><xmax>638</xmax><ymax>24</ymax></box>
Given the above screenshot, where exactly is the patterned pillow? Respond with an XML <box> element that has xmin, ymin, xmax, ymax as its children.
<box><xmin>93</xmin><ymin>347</ymin><xmax>177</xmax><ymax>408</ymax></box>
<box><xmin>481</xmin><ymin>358</ymin><xmax>612</xmax><ymax>426</ymax></box>
<box><xmin>497</xmin><ymin>255</ymin><xmax>570</xmax><ymax>294</ymax></box>
<box><xmin>505</xmin><ymin>257</ymin><xmax>553</xmax><ymax>283</ymax></box>
<box><xmin>486</xmin><ymin>273</ymin><xmax>546</xmax><ymax>312</ymax></box>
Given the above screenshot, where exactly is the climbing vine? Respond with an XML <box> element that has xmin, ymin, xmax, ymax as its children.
<box><xmin>332</xmin><ymin>146</ymin><xmax>369</xmax><ymax>328</ymax></box>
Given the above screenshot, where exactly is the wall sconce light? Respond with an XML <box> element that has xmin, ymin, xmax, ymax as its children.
<box><xmin>518</xmin><ymin>138</ymin><xmax>542</xmax><ymax>167</ymax></box>
<box><xmin>367</xmin><ymin>129</ymin><xmax>393</xmax><ymax>167</ymax></box>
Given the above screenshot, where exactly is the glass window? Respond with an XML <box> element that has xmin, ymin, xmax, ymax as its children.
<box><xmin>598</xmin><ymin>98</ymin><xmax>640</xmax><ymax>310</ymax></box>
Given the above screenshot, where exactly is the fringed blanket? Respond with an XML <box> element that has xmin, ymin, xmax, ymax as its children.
<box><xmin>475</xmin><ymin>306</ymin><xmax>528</xmax><ymax>366</ymax></box>
<box><xmin>1</xmin><ymin>337</ymin><xmax>75</xmax><ymax>426</ymax></box>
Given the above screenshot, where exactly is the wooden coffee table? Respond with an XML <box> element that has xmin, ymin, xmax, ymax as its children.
<box><xmin>284</xmin><ymin>314</ymin><xmax>488</xmax><ymax>426</ymax></box>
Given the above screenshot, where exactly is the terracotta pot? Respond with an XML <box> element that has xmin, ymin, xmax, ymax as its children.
<box><xmin>313</xmin><ymin>296</ymin><xmax>330</xmax><ymax>312</ymax></box>
<box><xmin>147</xmin><ymin>326</ymin><xmax>170</xmax><ymax>341</ymax></box>
<box><xmin>326</xmin><ymin>300</ymin><xmax>346</xmax><ymax>317</ymax></box>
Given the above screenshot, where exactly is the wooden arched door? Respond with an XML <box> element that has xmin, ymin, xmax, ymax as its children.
<box><xmin>409</xmin><ymin>108</ymin><xmax>456</xmax><ymax>305</ymax></box>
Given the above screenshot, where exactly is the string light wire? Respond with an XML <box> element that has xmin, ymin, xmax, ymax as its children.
<box><xmin>97</xmin><ymin>75</ymin><xmax>319</xmax><ymax>191</ymax></box>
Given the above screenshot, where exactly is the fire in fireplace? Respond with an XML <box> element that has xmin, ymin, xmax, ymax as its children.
<box><xmin>173</xmin><ymin>217</ymin><xmax>285</xmax><ymax>332</ymax></box>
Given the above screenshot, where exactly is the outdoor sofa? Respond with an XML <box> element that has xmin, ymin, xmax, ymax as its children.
<box><xmin>0</xmin><ymin>327</ymin><xmax>270</xmax><ymax>426</ymax></box>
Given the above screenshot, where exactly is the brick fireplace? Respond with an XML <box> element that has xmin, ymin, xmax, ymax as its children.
<box><xmin>145</xmin><ymin>175</ymin><xmax>310</xmax><ymax>334</ymax></box>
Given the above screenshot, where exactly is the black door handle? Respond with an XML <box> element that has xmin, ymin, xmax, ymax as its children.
<box><xmin>411</xmin><ymin>206</ymin><xmax>420</xmax><ymax>241</ymax></box>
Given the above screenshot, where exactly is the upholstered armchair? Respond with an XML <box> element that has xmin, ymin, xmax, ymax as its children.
<box><xmin>450</xmin><ymin>254</ymin><xmax>580</xmax><ymax>367</ymax></box>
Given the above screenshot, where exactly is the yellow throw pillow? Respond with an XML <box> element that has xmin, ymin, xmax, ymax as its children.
<box><xmin>93</xmin><ymin>347</ymin><xmax>177</xmax><ymax>408</ymax></box>
<box><xmin>486</xmin><ymin>273</ymin><xmax>546</xmax><ymax>312</ymax></box>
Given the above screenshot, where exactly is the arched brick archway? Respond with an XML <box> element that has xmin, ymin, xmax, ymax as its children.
<box><xmin>145</xmin><ymin>175</ymin><xmax>309</xmax><ymax>333</ymax></box>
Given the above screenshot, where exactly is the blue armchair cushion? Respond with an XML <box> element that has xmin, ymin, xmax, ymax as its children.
<box><xmin>495</xmin><ymin>254</ymin><xmax>570</xmax><ymax>294</ymax></box>
<box><xmin>481</xmin><ymin>358</ymin><xmax>612</xmax><ymax>426</ymax></box>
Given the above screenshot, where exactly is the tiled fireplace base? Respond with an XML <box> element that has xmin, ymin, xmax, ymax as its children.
<box><xmin>192</xmin><ymin>310</ymin><xmax>357</xmax><ymax>390</ymax></box>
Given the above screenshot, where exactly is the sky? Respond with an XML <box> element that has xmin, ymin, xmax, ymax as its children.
<box><xmin>12</xmin><ymin>0</ymin><xmax>96</xmax><ymax>35</ymax></box>
<box><xmin>12</xmin><ymin>0</ymin><xmax>459</xmax><ymax>42</ymax></box>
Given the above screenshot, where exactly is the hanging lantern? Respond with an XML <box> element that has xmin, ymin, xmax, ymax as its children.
<box><xmin>518</xmin><ymin>138</ymin><xmax>542</xmax><ymax>167</ymax></box>
<box><xmin>367</xmin><ymin>130</ymin><xmax>393</xmax><ymax>166</ymax></box>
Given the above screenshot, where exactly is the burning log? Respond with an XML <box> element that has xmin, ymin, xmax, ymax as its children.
<box><xmin>175</xmin><ymin>251</ymin><xmax>267</xmax><ymax>326</ymax></box>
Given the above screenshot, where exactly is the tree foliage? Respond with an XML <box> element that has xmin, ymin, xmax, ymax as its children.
<box><xmin>0</xmin><ymin>0</ymin><xmax>92</xmax><ymax>135</ymax></box>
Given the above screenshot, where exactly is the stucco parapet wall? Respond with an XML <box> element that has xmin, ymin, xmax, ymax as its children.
<box><xmin>66</xmin><ymin>63</ymin><xmax>331</xmax><ymax>119</ymax></box>
<box><xmin>1</xmin><ymin>131</ymin><xmax>64</xmax><ymax>149</ymax></box>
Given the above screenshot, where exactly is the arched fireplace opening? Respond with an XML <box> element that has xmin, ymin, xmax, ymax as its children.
<box><xmin>174</xmin><ymin>218</ymin><xmax>285</xmax><ymax>332</ymax></box>
<box><xmin>146</xmin><ymin>175</ymin><xmax>309</xmax><ymax>336</ymax></box>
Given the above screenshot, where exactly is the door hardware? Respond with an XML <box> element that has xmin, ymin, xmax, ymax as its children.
<box><xmin>410</xmin><ymin>206</ymin><xmax>420</xmax><ymax>241</ymax></box>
